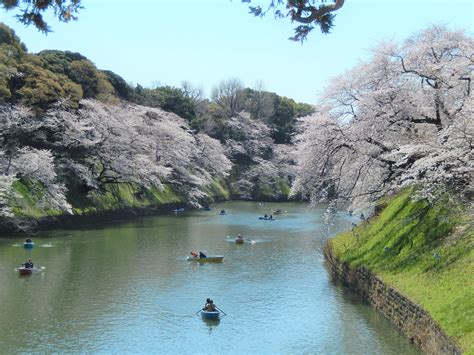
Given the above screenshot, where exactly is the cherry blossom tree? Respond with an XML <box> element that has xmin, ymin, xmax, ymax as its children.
<box><xmin>292</xmin><ymin>26</ymin><xmax>473</xmax><ymax>210</ymax></box>
<box><xmin>0</xmin><ymin>98</ymin><xmax>233</xmax><ymax>220</ymax></box>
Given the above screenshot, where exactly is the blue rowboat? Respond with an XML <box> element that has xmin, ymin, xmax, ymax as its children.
<box><xmin>258</xmin><ymin>217</ymin><xmax>275</xmax><ymax>221</ymax></box>
<box><xmin>23</xmin><ymin>242</ymin><xmax>34</xmax><ymax>248</ymax></box>
<box><xmin>187</xmin><ymin>255</ymin><xmax>224</xmax><ymax>262</ymax></box>
<box><xmin>200</xmin><ymin>310</ymin><xmax>220</xmax><ymax>320</ymax></box>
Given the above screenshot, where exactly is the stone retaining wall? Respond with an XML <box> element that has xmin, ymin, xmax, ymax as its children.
<box><xmin>323</xmin><ymin>243</ymin><xmax>462</xmax><ymax>354</ymax></box>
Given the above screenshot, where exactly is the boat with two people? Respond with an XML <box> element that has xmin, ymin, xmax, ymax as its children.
<box><xmin>259</xmin><ymin>214</ymin><xmax>275</xmax><ymax>221</ymax></box>
<box><xmin>23</xmin><ymin>238</ymin><xmax>34</xmax><ymax>248</ymax></box>
<box><xmin>187</xmin><ymin>251</ymin><xmax>224</xmax><ymax>262</ymax></box>
<box><xmin>197</xmin><ymin>298</ymin><xmax>226</xmax><ymax>320</ymax></box>
<box><xmin>218</xmin><ymin>209</ymin><xmax>227</xmax><ymax>215</ymax></box>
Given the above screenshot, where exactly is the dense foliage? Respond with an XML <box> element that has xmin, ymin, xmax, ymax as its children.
<box><xmin>292</xmin><ymin>26</ymin><xmax>473</xmax><ymax>211</ymax></box>
<box><xmin>0</xmin><ymin>23</ymin><xmax>311</xmax><ymax>229</ymax></box>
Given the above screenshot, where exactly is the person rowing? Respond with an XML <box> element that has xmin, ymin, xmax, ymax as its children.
<box><xmin>235</xmin><ymin>233</ymin><xmax>244</xmax><ymax>243</ymax></box>
<box><xmin>23</xmin><ymin>259</ymin><xmax>34</xmax><ymax>269</ymax></box>
<box><xmin>203</xmin><ymin>298</ymin><xmax>216</xmax><ymax>312</ymax></box>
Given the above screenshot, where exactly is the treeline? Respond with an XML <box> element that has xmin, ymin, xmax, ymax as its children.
<box><xmin>0</xmin><ymin>23</ymin><xmax>313</xmax><ymax>145</ymax></box>
<box><xmin>0</xmin><ymin>23</ymin><xmax>308</xmax><ymax>231</ymax></box>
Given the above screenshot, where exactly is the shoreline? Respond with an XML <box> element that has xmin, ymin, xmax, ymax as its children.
<box><xmin>0</xmin><ymin>202</ymin><xmax>185</xmax><ymax>236</ymax></box>
<box><xmin>323</xmin><ymin>242</ymin><xmax>462</xmax><ymax>354</ymax></box>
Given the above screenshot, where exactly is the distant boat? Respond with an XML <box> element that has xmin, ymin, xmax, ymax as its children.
<box><xmin>259</xmin><ymin>216</ymin><xmax>275</xmax><ymax>221</ymax></box>
<box><xmin>202</xmin><ymin>207</ymin><xmax>212</xmax><ymax>211</ymax></box>
<box><xmin>173</xmin><ymin>208</ymin><xmax>185</xmax><ymax>213</ymax></box>
<box><xmin>271</xmin><ymin>209</ymin><xmax>287</xmax><ymax>215</ymax></box>
<box><xmin>187</xmin><ymin>255</ymin><xmax>224</xmax><ymax>262</ymax></box>
<box><xmin>23</xmin><ymin>240</ymin><xmax>34</xmax><ymax>248</ymax></box>
<box><xmin>235</xmin><ymin>236</ymin><xmax>244</xmax><ymax>244</ymax></box>
<box><xmin>219</xmin><ymin>210</ymin><xmax>227</xmax><ymax>215</ymax></box>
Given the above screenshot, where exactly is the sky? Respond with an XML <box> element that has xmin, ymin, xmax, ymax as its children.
<box><xmin>0</xmin><ymin>0</ymin><xmax>472</xmax><ymax>104</ymax></box>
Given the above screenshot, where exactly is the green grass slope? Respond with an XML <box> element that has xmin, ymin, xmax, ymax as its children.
<box><xmin>329</xmin><ymin>189</ymin><xmax>473</xmax><ymax>353</ymax></box>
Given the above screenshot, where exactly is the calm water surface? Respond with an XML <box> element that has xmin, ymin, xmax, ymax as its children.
<box><xmin>0</xmin><ymin>202</ymin><xmax>419</xmax><ymax>354</ymax></box>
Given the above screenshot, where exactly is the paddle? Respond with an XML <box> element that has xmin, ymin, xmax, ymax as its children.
<box><xmin>195</xmin><ymin>309</ymin><xmax>203</xmax><ymax>315</ymax></box>
<box><xmin>215</xmin><ymin>306</ymin><xmax>227</xmax><ymax>316</ymax></box>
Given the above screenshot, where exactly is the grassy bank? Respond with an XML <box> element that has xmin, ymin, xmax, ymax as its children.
<box><xmin>328</xmin><ymin>189</ymin><xmax>473</xmax><ymax>353</ymax></box>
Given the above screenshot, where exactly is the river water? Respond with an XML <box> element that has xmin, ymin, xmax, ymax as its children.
<box><xmin>0</xmin><ymin>201</ymin><xmax>419</xmax><ymax>354</ymax></box>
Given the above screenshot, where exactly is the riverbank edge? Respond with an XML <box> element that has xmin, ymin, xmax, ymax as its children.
<box><xmin>323</xmin><ymin>242</ymin><xmax>462</xmax><ymax>354</ymax></box>
<box><xmin>0</xmin><ymin>196</ymin><xmax>296</xmax><ymax>235</ymax></box>
<box><xmin>0</xmin><ymin>202</ymin><xmax>187</xmax><ymax>235</ymax></box>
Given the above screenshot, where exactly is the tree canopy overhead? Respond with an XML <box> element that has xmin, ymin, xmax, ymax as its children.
<box><xmin>245</xmin><ymin>0</ymin><xmax>344</xmax><ymax>42</ymax></box>
<box><xmin>1</xmin><ymin>0</ymin><xmax>344</xmax><ymax>41</ymax></box>
<box><xmin>0</xmin><ymin>0</ymin><xmax>81</xmax><ymax>33</ymax></box>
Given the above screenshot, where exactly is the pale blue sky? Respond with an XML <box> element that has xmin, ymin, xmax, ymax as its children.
<box><xmin>1</xmin><ymin>0</ymin><xmax>472</xmax><ymax>104</ymax></box>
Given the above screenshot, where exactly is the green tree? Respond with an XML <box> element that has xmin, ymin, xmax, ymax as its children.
<box><xmin>102</xmin><ymin>70</ymin><xmax>135</xmax><ymax>101</ymax></box>
<box><xmin>246</xmin><ymin>0</ymin><xmax>345</xmax><ymax>42</ymax></box>
<box><xmin>137</xmin><ymin>86</ymin><xmax>197</xmax><ymax>121</ymax></box>
<box><xmin>38</xmin><ymin>49</ymin><xmax>87</xmax><ymax>75</ymax></box>
<box><xmin>269</xmin><ymin>95</ymin><xmax>314</xmax><ymax>143</ymax></box>
<box><xmin>0</xmin><ymin>0</ymin><xmax>81</xmax><ymax>33</ymax></box>
<box><xmin>68</xmin><ymin>59</ymin><xmax>116</xmax><ymax>103</ymax></box>
<box><xmin>15</xmin><ymin>60</ymin><xmax>82</xmax><ymax>109</ymax></box>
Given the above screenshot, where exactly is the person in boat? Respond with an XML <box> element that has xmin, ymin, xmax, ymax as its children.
<box><xmin>25</xmin><ymin>238</ymin><xmax>32</xmax><ymax>243</ymax></box>
<box><xmin>190</xmin><ymin>251</ymin><xmax>199</xmax><ymax>258</ymax></box>
<box><xmin>203</xmin><ymin>299</ymin><xmax>216</xmax><ymax>312</ymax></box>
<box><xmin>269</xmin><ymin>215</ymin><xmax>273</xmax><ymax>219</ymax></box>
<box><xmin>236</xmin><ymin>233</ymin><xmax>244</xmax><ymax>242</ymax></box>
<box><xmin>264</xmin><ymin>214</ymin><xmax>268</xmax><ymax>219</ymax></box>
<box><xmin>23</xmin><ymin>259</ymin><xmax>34</xmax><ymax>269</ymax></box>
<box><xmin>199</xmin><ymin>251</ymin><xmax>207</xmax><ymax>258</ymax></box>
<box><xmin>220</xmin><ymin>209</ymin><xmax>226</xmax><ymax>214</ymax></box>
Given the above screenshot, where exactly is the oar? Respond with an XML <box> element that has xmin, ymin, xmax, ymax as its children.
<box><xmin>195</xmin><ymin>309</ymin><xmax>202</xmax><ymax>315</ymax></box>
<box><xmin>215</xmin><ymin>306</ymin><xmax>227</xmax><ymax>316</ymax></box>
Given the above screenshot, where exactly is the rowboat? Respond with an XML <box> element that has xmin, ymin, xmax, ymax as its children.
<box><xmin>23</xmin><ymin>241</ymin><xmax>34</xmax><ymax>248</ymax></box>
<box><xmin>187</xmin><ymin>255</ymin><xmax>224</xmax><ymax>262</ymax></box>
<box><xmin>258</xmin><ymin>217</ymin><xmax>275</xmax><ymax>221</ymax></box>
<box><xmin>17</xmin><ymin>267</ymin><xmax>41</xmax><ymax>275</ymax></box>
<box><xmin>173</xmin><ymin>208</ymin><xmax>185</xmax><ymax>213</ymax></box>
<box><xmin>235</xmin><ymin>237</ymin><xmax>244</xmax><ymax>244</ymax></box>
<box><xmin>200</xmin><ymin>310</ymin><xmax>220</xmax><ymax>320</ymax></box>
<box><xmin>271</xmin><ymin>209</ymin><xmax>287</xmax><ymax>214</ymax></box>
